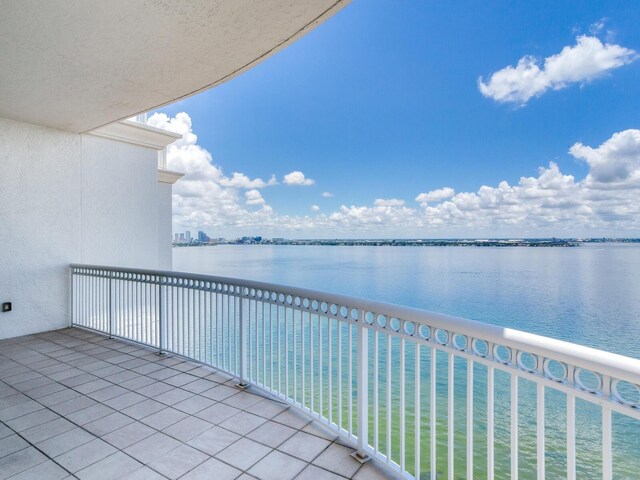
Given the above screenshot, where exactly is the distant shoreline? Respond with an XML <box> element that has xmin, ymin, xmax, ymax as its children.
<box><xmin>173</xmin><ymin>238</ymin><xmax>640</xmax><ymax>248</ymax></box>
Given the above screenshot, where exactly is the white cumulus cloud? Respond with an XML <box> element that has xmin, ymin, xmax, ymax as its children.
<box><xmin>415</xmin><ymin>187</ymin><xmax>455</xmax><ymax>204</ymax></box>
<box><xmin>245</xmin><ymin>189</ymin><xmax>266</xmax><ymax>206</ymax></box>
<box><xmin>153</xmin><ymin>112</ymin><xmax>640</xmax><ymax>238</ymax></box>
<box><xmin>374</xmin><ymin>198</ymin><xmax>405</xmax><ymax>207</ymax></box>
<box><xmin>148</xmin><ymin>112</ymin><xmax>275</xmax><ymax>233</ymax></box>
<box><xmin>283</xmin><ymin>171</ymin><xmax>315</xmax><ymax>186</ymax></box>
<box><xmin>219</xmin><ymin>173</ymin><xmax>277</xmax><ymax>189</ymax></box>
<box><xmin>478</xmin><ymin>36</ymin><xmax>636</xmax><ymax>105</ymax></box>
<box><xmin>570</xmin><ymin>129</ymin><xmax>640</xmax><ymax>188</ymax></box>
<box><xmin>322</xmin><ymin>192</ymin><xmax>333</xmax><ymax>198</ymax></box>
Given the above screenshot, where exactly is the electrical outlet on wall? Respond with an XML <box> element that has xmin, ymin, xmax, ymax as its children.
<box><xmin>1</xmin><ymin>302</ymin><xmax>12</xmax><ymax>312</ymax></box>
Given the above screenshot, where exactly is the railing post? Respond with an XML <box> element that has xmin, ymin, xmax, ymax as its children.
<box><xmin>235</xmin><ymin>288</ymin><xmax>249</xmax><ymax>389</ymax></box>
<box><xmin>157</xmin><ymin>276</ymin><xmax>165</xmax><ymax>355</ymax></box>
<box><xmin>69</xmin><ymin>267</ymin><xmax>74</xmax><ymax>328</ymax></box>
<box><xmin>353</xmin><ymin>308</ymin><xmax>371</xmax><ymax>463</ymax></box>
<box><xmin>108</xmin><ymin>271</ymin><xmax>113</xmax><ymax>339</ymax></box>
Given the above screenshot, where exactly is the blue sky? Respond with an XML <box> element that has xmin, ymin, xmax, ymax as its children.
<box><xmin>151</xmin><ymin>1</ymin><xmax>640</xmax><ymax>238</ymax></box>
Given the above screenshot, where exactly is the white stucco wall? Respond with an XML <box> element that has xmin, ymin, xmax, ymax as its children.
<box><xmin>81</xmin><ymin>135</ymin><xmax>162</xmax><ymax>268</ymax></box>
<box><xmin>157</xmin><ymin>182</ymin><xmax>173</xmax><ymax>270</ymax></box>
<box><xmin>0</xmin><ymin>117</ymin><xmax>174</xmax><ymax>339</ymax></box>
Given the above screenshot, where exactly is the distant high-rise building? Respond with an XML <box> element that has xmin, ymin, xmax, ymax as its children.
<box><xmin>179</xmin><ymin>233</ymin><xmax>185</xmax><ymax>242</ymax></box>
<box><xmin>185</xmin><ymin>231</ymin><xmax>191</xmax><ymax>242</ymax></box>
<box><xmin>174</xmin><ymin>233</ymin><xmax>179</xmax><ymax>242</ymax></box>
<box><xmin>198</xmin><ymin>231</ymin><xmax>209</xmax><ymax>243</ymax></box>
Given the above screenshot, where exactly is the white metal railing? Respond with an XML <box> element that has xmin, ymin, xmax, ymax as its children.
<box><xmin>70</xmin><ymin>264</ymin><xmax>640</xmax><ymax>479</ymax></box>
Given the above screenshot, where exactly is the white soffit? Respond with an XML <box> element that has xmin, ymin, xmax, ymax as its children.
<box><xmin>157</xmin><ymin>169</ymin><xmax>185</xmax><ymax>184</ymax></box>
<box><xmin>89</xmin><ymin>120</ymin><xmax>181</xmax><ymax>150</ymax></box>
<box><xmin>0</xmin><ymin>0</ymin><xmax>349</xmax><ymax>133</ymax></box>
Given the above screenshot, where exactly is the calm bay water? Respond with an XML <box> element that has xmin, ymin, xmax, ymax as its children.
<box><xmin>173</xmin><ymin>243</ymin><xmax>640</xmax><ymax>478</ymax></box>
<box><xmin>174</xmin><ymin>243</ymin><xmax>640</xmax><ymax>358</ymax></box>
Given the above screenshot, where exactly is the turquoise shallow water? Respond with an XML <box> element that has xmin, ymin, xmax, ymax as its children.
<box><xmin>173</xmin><ymin>243</ymin><xmax>640</xmax><ymax>478</ymax></box>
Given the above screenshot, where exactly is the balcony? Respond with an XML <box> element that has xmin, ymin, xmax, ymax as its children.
<box><xmin>2</xmin><ymin>264</ymin><xmax>638</xmax><ymax>479</ymax></box>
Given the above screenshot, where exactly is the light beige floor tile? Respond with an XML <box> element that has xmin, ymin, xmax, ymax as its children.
<box><xmin>247</xmin><ymin>420</ymin><xmax>297</xmax><ymax>448</ymax></box>
<box><xmin>248</xmin><ymin>450</ymin><xmax>306</xmax><ymax>480</ymax></box>
<box><xmin>312</xmin><ymin>443</ymin><xmax>361</xmax><ymax>478</ymax></box>
<box><xmin>215</xmin><ymin>437</ymin><xmax>271</xmax><ymax>471</ymax></box>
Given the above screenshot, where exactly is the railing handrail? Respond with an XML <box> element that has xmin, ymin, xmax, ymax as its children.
<box><xmin>70</xmin><ymin>263</ymin><xmax>640</xmax><ymax>386</ymax></box>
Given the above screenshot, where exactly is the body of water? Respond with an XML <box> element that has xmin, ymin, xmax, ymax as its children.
<box><xmin>174</xmin><ymin>243</ymin><xmax>640</xmax><ymax>359</ymax></box>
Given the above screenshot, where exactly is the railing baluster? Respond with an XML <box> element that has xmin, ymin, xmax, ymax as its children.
<box><xmin>158</xmin><ymin>278</ymin><xmax>164</xmax><ymax>354</ymax></box>
<box><xmin>261</xmin><ymin>300</ymin><xmax>265</xmax><ymax>386</ymax></box>
<box><xmin>467</xmin><ymin>358</ymin><xmax>474</xmax><ymax>479</ymax></box>
<box><xmin>294</xmin><ymin>309</ymin><xmax>298</xmax><ymax>404</ymax></box>
<box><xmin>414</xmin><ymin>343</ymin><xmax>421</xmax><ymax>479</ymax></box>
<box><xmin>108</xmin><ymin>272</ymin><xmax>113</xmax><ymax>339</ymax></box>
<box><xmin>269</xmin><ymin>303</ymin><xmax>273</xmax><ymax>390</ymax></box>
<box><xmin>146</xmin><ymin>280</ymin><xmax>150</xmax><ymax>345</ymax></box>
<box><xmin>199</xmin><ymin>287</ymin><xmax>203</xmax><ymax>361</ymax></box>
<box><xmin>91</xmin><ymin>274</ymin><xmax>95</xmax><ymax>330</ymax></box>
<box><xmin>253</xmin><ymin>300</ymin><xmax>257</xmax><ymax>385</ymax></box>
<box><xmin>374</xmin><ymin>330</ymin><xmax>380</xmax><ymax>454</ymax></box>
<box><xmin>336</xmin><ymin>318</ymin><xmax>341</xmax><ymax>429</ymax></box>
<box><xmin>347</xmin><ymin>320</ymin><xmax>352</xmax><ymax>435</ymax></box>
<box><xmin>488</xmin><ymin>365</ymin><xmax>495</xmax><ymax>480</ymax></box>
<box><xmin>247</xmin><ymin>298</ymin><xmax>252</xmax><ymax>380</ymax></box>
<box><xmin>511</xmin><ymin>374</ymin><xmax>518</xmax><ymax>480</ymax></box>
<box><xmin>567</xmin><ymin>393</ymin><xmax>576</xmax><ymax>480</ymax></box>
<box><xmin>603</xmin><ymin>407</ymin><xmax>612</xmax><ymax>480</ymax></box>
<box><xmin>536</xmin><ymin>382</ymin><xmax>545</xmax><ymax>480</ymax></box>
<box><xmin>223</xmin><ymin>289</ymin><xmax>227</xmax><ymax>370</ymax></box>
<box><xmin>69</xmin><ymin>268</ymin><xmax>74</xmax><ymax>327</ymax></box>
<box><xmin>234</xmin><ymin>293</ymin><xmax>239</xmax><ymax>375</ymax></box>
<box><xmin>182</xmin><ymin>285</ymin><xmax>187</xmax><ymax>356</ymax></box>
<box><xmin>387</xmin><ymin>334</ymin><xmax>393</xmax><ymax>463</ymax></box>
<box><xmin>253</xmin><ymin>299</ymin><xmax>257</xmax><ymax>384</ymax></box>
<box><xmin>139</xmin><ymin>278</ymin><xmax>143</xmax><ymax>342</ymax></box>
<box><xmin>285</xmin><ymin>306</ymin><xmax>290</xmax><ymax>399</ymax></box>
<box><xmin>237</xmin><ymin>293</ymin><xmax>247</xmax><ymax>387</ymax></box>
<box><xmin>430</xmin><ymin>347</ymin><xmax>436</xmax><ymax>480</ymax></box>
<box><xmin>356</xmin><ymin>309</ymin><xmax>369</xmax><ymax>459</ymax></box>
<box><xmin>254</xmin><ymin>300</ymin><xmax>258</xmax><ymax>384</ymax></box>
<box><xmin>206</xmin><ymin>288</ymin><xmax>210</xmax><ymax>363</ymax></box>
<box><xmin>311</xmin><ymin>313</ymin><xmax>315</xmax><ymax>415</ymax></box>
<box><xmin>278</xmin><ymin>305</ymin><xmax>282</xmax><ymax>395</ymax></box>
<box><xmin>320</xmin><ymin>315</ymin><xmax>324</xmax><ymax>421</ymax></box>
<box><xmin>226</xmin><ymin>285</ymin><xmax>236</xmax><ymax>371</ymax></box>
<box><xmin>129</xmin><ymin>275</ymin><xmax>133</xmax><ymax>340</ymax></box>
<box><xmin>302</xmin><ymin>311</ymin><xmax>306</xmax><ymax>408</ymax></box>
<box><xmin>193</xmin><ymin>286</ymin><xmax>197</xmax><ymax>362</ymax></box>
<box><xmin>448</xmin><ymin>352</ymin><xmax>454</xmax><ymax>479</ymax></box>
<box><xmin>400</xmin><ymin>337</ymin><xmax>406</xmax><ymax>472</ymax></box>
<box><xmin>328</xmin><ymin>317</ymin><xmax>332</xmax><ymax>424</ymax></box>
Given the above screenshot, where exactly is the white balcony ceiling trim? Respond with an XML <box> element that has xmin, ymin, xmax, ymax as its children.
<box><xmin>0</xmin><ymin>0</ymin><xmax>349</xmax><ymax>133</ymax></box>
<box><xmin>157</xmin><ymin>169</ymin><xmax>185</xmax><ymax>184</ymax></box>
<box><xmin>89</xmin><ymin>120</ymin><xmax>181</xmax><ymax>150</ymax></box>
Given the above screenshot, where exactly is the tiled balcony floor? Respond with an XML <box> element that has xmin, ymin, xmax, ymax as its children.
<box><xmin>0</xmin><ymin>328</ymin><xmax>394</xmax><ymax>480</ymax></box>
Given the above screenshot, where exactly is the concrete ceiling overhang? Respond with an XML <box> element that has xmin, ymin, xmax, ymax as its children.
<box><xmin>0</xmin><ymin>0</ymin><xmax>349</xmax><ymax>133</ymax></box>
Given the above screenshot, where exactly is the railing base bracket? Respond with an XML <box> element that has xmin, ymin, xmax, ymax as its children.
<box><xmin>234</xmin><ymin>382</ymin><xmax>250</xmax><ymax>390</ymax></box>
<box><xmin>350</xmin><ymin>451</ymin><xmax>371</xmax><ymax>464</ymax></box>
<box><xmin>156</xmin><ymin>351</ymin><xmax>165</xmax><ymax>356</ymax></box>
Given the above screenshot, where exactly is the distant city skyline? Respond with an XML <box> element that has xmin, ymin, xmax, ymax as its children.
<box><xmin>153</xmin><ymin>2</ymin><xmax>640</xmax><ymax>238</ymax></box>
